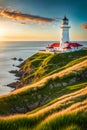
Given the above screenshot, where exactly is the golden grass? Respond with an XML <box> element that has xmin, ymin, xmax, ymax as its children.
<box><xmin>0</xmin><ymin>86</ymin><xmax>87</xmax><ymax>120</ymax></box>
<box><xmin>0</xmin><ymin>59</ymin><xmax>87</xmax><ymax>99</ymax></box>
<box><xmin>0</xmin><ymin>85</ymin><xmax>87</xmax><ymax>130</ymax></box>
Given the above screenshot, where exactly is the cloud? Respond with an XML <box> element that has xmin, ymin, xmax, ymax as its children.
<box><xmin>0</xmin><ymin>6</ymin><xmax>3</xmax><ymax>9</ymax></box>
<box><xmin>0</xmin><ymin>8</ymin><xmax>55</xmax><ymax>24</ymax></box>
<box><xmin>81</xmin><ymin>23</ymin><xmax>87</xmax><ymax>30</ymax></box>
<box><xmin>20</xmin><ymin>21</ymin><xmax>26</xmax><ymax>24</ymax></box>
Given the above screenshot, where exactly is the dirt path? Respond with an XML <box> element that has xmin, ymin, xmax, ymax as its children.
<box><xmin>1</xmin><ymin>59</ymin><xmax>87</xmax><ymax>96</ymax></box>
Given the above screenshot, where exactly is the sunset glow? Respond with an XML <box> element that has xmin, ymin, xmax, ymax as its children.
<box><xmin>0</xmin><ymin>26</ymin><xmax>6</xmax><ymax>36</ymax></box>
<box><xmin>0</xmin><ymin>0</ymin><xmax>87</xmax><ymax>41</ymax></box>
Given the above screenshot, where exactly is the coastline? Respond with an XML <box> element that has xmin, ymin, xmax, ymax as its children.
<box><xmin>0</xmin><ymin>50</ymin><xmax>87</xmax><ymax>115</ymax></box>
<box><xmin>0</xmin><ymin>41</ymin><xmax>50</xmax><ymax>96</ymax></box>
<box><xmin>7</xmin><ymin>49</ymin><xmax>87</xmax><ymax>90</ymax></box>
<box><xmin>3</xmin><ymin>42</ymin><xmax>87</xmax><ymax>94</ymax></box>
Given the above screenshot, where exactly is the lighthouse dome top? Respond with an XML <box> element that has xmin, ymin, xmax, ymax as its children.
<box><xmin>63</xmin><ymin>16</ymin><xmax>68</xmax><ymax>21</ymax></box>
<box><xmin>62</xmin><ymin>16</ymin><xmax>69</xmax><ymax>25</ymax></box>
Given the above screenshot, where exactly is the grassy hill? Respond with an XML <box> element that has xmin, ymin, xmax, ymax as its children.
<box><xmin>0</xmin><ymin>50</ymin><xmax>87</xmax><ymax>130</ymax></box>
<box><xmin>9</xmin><ymin>50</ymin><xmax>87</xmax><ymax>88</ymax></box>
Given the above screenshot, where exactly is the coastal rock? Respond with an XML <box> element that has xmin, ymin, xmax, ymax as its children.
<box><xmin>62</xmin><ymin>82</ymin><xmax>68</xmax><ymax>86</ymax></box>
<box><xmin>28</xmin><ymin>102</ymin><xmax>39</xmax><ymax>110</ymax></box>
<box><xmin>7</xmin><ymin>81</ymin><xmax>20</xmax><ymax>88</ymax></box>
<box><xmin>55</xmin><ymin>83</ymin><xmax>62</xmax><ymax>87</ymax></box>
<box><xmin>12</xmin><ymin>64</ymin><xmax>15</xmax><ymax>67</ymax></box>
<box><xmin>11</xmin><ymin>57</ymin><xmax>23</xmax><ymax>62</ymax></box>
<box><xmin>18</xmin><ymin>58</ymin><xmax>23</xmax><ymax>62</ymax></box>
<box><xmin>14</xmin><ymin>106</ymin><xmax>27</xmax><ymax>113</ymax></box>
<box><xmin>11</xmin><ymin>57</ymin><xmax>17</xmax><ymax>61</ymax></box>
<box><xmin>9</xmin><ymin>70</ymin><xmax>18</xmax><ymax>74</ymax></box>
<box><xmin>49</xmin><ymin>84</ymin><xmax>54</xmax><ymax>89</ymax></box>
<box><xmin>38</xmin><ymin>95</ymin><xmax>42</xmax><ymax>99</ymax></box>
<box><xmin>69</xmin><ymin>78</ymin><xmax>77</xmax><ymax>84</ymax></box>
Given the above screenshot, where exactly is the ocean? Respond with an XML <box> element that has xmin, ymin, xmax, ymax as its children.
<box><xmin>0</xmin><ymin>41</ymin><xmax>87</xmax><ymax>96</ymax></box>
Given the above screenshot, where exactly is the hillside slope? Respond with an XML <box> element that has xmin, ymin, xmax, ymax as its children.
<box><xmin>8</xmin><ymin>50</ymin><xmax>87</xmax><ymax>88</ymax></box>
<box><xmin>0</xmin><ymin>83</ymin><xmax>87</xmax><ymax>130</ymax></box>
<box><xmin>0</xmin><ymin>50</ymin><xmax>87</xmax><ymax>130</ymax></box>
<box><xmin>0</xmin><ymin>51</ymin><xmax>87</xmax><ymax>115</ymax></box>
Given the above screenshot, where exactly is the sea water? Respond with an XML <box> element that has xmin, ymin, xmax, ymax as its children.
<box><xmin>0</xmin><ymin>41</ymin><xmax>87</xmax><ymax>96</ymax></box>
<box><xmin>0</xmin><ymin>41</ymin><xmax>52</xmax><ymax>95</ymax></box>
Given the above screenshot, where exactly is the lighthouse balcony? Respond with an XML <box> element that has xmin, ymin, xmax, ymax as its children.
<box><xmin>61</xmin><ymin>25</ymin><xmax>71</xmax><ymax>28</ymax></box>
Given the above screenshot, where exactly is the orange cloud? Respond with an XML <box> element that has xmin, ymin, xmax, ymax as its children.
<box><xmin>81</xmin><ymin>23</ymin><xmax>87</xmax><ymax>30</ymax></box>
<box><xmin>0</xmin><ymin>8</ymin><xmax>55</xmax><ymax>24</ymax></box>
<box><xmin>0</xmin><ymin>6</ymin><xmax>3</xmax><ymax>9</ymax></box>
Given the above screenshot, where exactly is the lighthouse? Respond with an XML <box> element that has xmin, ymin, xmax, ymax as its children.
<box><xmin>60</xmin><ymin>16</ymin><xmax>70</xmax><ymax>49</ymax></box>
<box><xmin>45</xmin><ymin>16</ymin><xmax>83</xmax><ymax>53</ymax></box>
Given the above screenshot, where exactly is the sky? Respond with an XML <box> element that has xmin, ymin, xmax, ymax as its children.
<box><xmin>0</xmin><ymin>0</ymin><xmax>87</xmax><ymax>41</ymax></box>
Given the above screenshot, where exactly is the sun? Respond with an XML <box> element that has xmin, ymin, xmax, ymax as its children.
<box><xmin>0</xmin><ymin>27</ymin><xmax>6</xmax><ymax>37</ymax></box>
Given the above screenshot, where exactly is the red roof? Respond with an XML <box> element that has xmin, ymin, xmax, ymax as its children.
<box><xmin>69</xmin><ymin>43</ymin><xmax>83</xmax><ymax>47</ymax></box>
<box><xmin>64</xmin><ymin>42</ymin><xmax>83</xmax><ymax>47</ymax></box>
<box><xmin>75</xmin><ymin>43</ymin><xmax>83</xmax><ymax>46</ymax></box>
<box><xmin>46</xmin><ymin>43</ymin><xmax>60</xmax><ymax>49</ymax></box>
<box><xmin>46</xmin><ymin>42</ymin><xmax>83</xmax><ymax>50</ymax></box>
<box><xmin>46</xmin><ymin>46</ymin><xmax>53</xmax><ymax>49</ymax></box>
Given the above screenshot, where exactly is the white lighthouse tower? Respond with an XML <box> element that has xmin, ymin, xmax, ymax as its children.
<box><xmin>60</xmin><ymin>16</ymin><xmax>70</xmax><ymax>49</ymax></box>
<box><xmin>45</xmin><ymin>16</ymin><xmax>83</xmax><ymax>53</ymax></box>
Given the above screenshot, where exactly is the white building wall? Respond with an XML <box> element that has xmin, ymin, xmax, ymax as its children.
<box><xmin>60</xmin><ymin>25</ymin><xmax>70</xmax><ymax>50</ymax></box>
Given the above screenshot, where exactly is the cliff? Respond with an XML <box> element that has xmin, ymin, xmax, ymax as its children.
<box><xmin>8</xmin><ymin>50</ymin><xmax>87</xmax><ymax>89</ymax></box>
<box><xmin>0</xmin><ymin>50</ymin><xmax>87</xmax><ymax>130</ymax></box>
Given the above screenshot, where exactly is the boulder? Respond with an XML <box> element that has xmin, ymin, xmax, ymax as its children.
<box><xmin>38</xmin><ymin>94</ymin><xmax>42</xmax><ymax>99</ymax></box>
<box><xmin>55</xmin><ymin>83</ymin><xmax>62</xmax><ymax>87</ymax></box>
<box><xmin>18</xmin><ymin>58</ymin><xmax>23</xmax><ymax>62</ymax></box>
<box><xmin>11</xmin><ymin>57</ymin><xmax>17</xmax><ymax>60</ymax></box>
<box><xmin>9</xmin><ymin>70</ymin><xmax>18</xmax><ymax>74</ymax></box>
<box><xmin>27</xmin><ymin>102</ymin><xmax>39</xmax><ymax>110</ymax></box>
<box><xmin>49</xmin><ymin>84</ymin><xmax>54</xmax><ymax>89</ymax></box>
<box><xmin>14</xmin><ymin>106</ymin><xmax>27</xmax><ymax>113</ymax></box>
<box><xmin>69</xmin><ymin>78</ymin><xmax>77</xmax><ymax>84</ymax></box>
<box><xmin>62</xmin><ymin>82</ymin><xmax>68</xmax><ymax>86</ymax></box>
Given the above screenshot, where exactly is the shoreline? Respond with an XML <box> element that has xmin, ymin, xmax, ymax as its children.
<box><xmin>7</xmin><ymin>49</ymin><xmax>87</xmax><ymax>90</ymax></box>
<box><xmin>7</xmin><ymin>69</ymin><xmax>22</xmax><ymax>89</ymax></box>
<box><xmin>7</xmin><ymin>57</ymin><xmax>24</xmax><ymax>89</ymax></box>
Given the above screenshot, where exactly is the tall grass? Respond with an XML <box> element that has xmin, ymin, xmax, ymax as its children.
<box><xmin>0</xmin><ymin>105</ymin><xmax>87</xmax><ymax>130</ymax></box>
<box><xmin>19</xmin><ymin>50</ymin><xmax>87</xmax><ymax>86</ymax></box>
<box><xmin>60</xmin><ymin>125</ymin><xmax>81</xmax><ymax>130</ymax></box>
<box><xmin>0</xmin><ymin>67</ymin><xmax>87</xmax><ymax>115</ymax></box>
<box><xmin>0</xmin><ymin>51</ymin><xmax>87</xmax><ymax>129</ymax></box>
<box><xmin>0</xmin><ymin>86</ymin><xmax>87</xmax><ymax>130</ymax></box>
<box><xmin>36</xmin><ymin>111</ymin><xmax>87</xmax><ymax>130</ymax></box>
